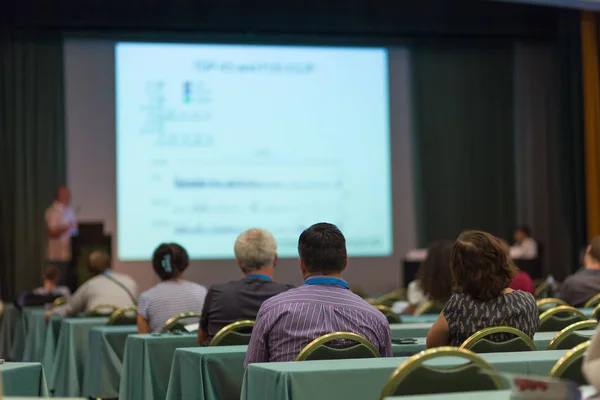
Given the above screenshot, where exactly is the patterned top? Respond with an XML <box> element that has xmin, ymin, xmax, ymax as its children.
<box><xmin>443</xmin><ymin>290</ymin><xmax>538</xmax><ymax>347</ymax></box>
<box><xmin>138</xmin><ymin>280</ymin><xmax>207</xmax><ymax>333</ymax></box>
<box><xmin>244</xmin><ymin>277</ymin><xmax>393</xmax><ymax>366</ymax></box>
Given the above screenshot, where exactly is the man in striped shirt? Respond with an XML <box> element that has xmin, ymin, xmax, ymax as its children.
<box><xmin>244</xmin><ymin>222</ymin><xmax>393</xmax><ymax>366</ymax></box>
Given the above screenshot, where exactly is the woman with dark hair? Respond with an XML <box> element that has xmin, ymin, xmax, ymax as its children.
<box><xmin>405</xmin><ymin>241</ymin><xmax>453</xmax><ymax>315</ymax></box>
<box><xmin>137</xmin><ymin>243</ymin><xmax>207</xmax><ymax>333</ymax></box>
<box><xmin>426</xmin><ymin>230</ymin><xmax>538</xmax><ymax>348</ymax></box>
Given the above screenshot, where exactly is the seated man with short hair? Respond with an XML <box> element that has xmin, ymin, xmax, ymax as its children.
<box><xmin>244</xmin><ymin>223</ymin><xmax>392</xmax><ymax>366</ymax></box>
<box><xmin>198</xmin><ymin>228</ymin><xmax>293</xmax><ymax>345</ymax></box>
<box><xmin>560</xmin><ymin>236</ymin><xmax>600</xmax><ymax>307</ymax></box>
<box><xmin>17</xmin><ymin>265</ymin><xmax>71</xmax><ymax>308</ymax></box>
<box><xmin>47</xmin><ymin>251</ymin><xmax>138</xmax><ymax>318</ymax></box>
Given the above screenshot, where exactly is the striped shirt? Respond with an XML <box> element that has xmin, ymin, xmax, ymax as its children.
<box><xmin>138</xmin><ymin>280</ymin><xmax>207</xmax><ymax>333</ymax></box>
<box><xmin>244</xmin><ymin>277</ymin><xmax>393</xmax><ymax>366</ymax></box>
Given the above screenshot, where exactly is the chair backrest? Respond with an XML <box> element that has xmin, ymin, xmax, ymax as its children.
<box><xmin>296</xmin><ymin>332</ymin><xmax>380</xmax><ymax>361</ymax></box>
<box><xmin>536</xmin><ymin>298</ymin><xmax>567</xmax><ymax>313</ymax></box>
<box><xmin>371</xmin><ymin>289</ymin><xmax>406</xmax><ymax>307</ymax></box>
<box><xmin>107</xmin><ymin>306</ymin><xmax>138</xmax><ymax>326</ymax></box>
<box><xmin>537</xmin><ymin>306</ymin><xmax>587</xmax><ymax>332</ymax></box>
<box><xmin>208</xmin><ymin>320</ymin><xmax>255</xmax><ymax>346</ymax></box>
<box><xmin>546</xmin><ymin>320</ymin><xmax>598</xmax><ymax>350</ymax></box>
<box><xmin>52</xmin><ymin>296</ymin><xmax>67</xmax><ymax>308</ymax></box>
<box><xmin>375</xmin><ymin>305</ymin><xmax>402</xmax><ymax>324</ymax></box>
<box><xmin>85</xmin><ymin>304</ymin><xmax>119</xmax><ymax>317</ymax></box>
<box><xmin>415</xmin><ymin>301</ymin><xmax>442</xmax><ymax>316</ymax></box>
<box><xmin>161</xmin><ymin>312</ymin><xmax>201</xmax><ymax>332</ymax></box>
<box><xmin>460</xmin><ymin>326</ymin><xmax>536</xmax><ymax>353</ymax></box>
<box><xmin>549</xmin><ymin>341</ymin><xmax>590</xmax><ymax>385</ymax></box>
<box><xmin>594</xmin><ymin>304</ymin><xmax>600</xmax><ymax>321</ymax></box>
<box><xmin>585</xmin><ymin>293</ymin><xmax>600</xmax><ymax>308</ymax></box>
<box><xmin>379</xmin><ymin>346</ymin><xmax>504</xmax><ymax>398</ymax></box>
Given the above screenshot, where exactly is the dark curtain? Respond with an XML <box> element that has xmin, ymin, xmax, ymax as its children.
<box><xmin>412</xmin><ymin>42</ymin><xmax>516</xmax><ymax>245</ymax></box>
<box><xmin>0</xmin><ymin>30</ymin><xmax>66</xmax><ymax>300</ymax></box>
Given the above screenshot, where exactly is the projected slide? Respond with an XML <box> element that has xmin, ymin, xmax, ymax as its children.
<box><xmin>116</xmin><ymin>42</ymin><xmax>392</xmax><ymax>260</ymax></box>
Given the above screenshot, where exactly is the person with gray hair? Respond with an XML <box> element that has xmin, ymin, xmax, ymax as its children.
<box><xmin>198</xmin><ymin>228</ymin><xmax>293</xmax><ymax>345</ymax></box>
<box><xmin>46</xmin><ymin>250</ymin><xmax>138</xmax><ymax>318</ymax></box>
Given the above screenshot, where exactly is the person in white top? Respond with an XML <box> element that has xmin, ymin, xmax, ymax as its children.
<box><xmin>44</xmin><ymin>186</ymin><xmax>78</xmax><ymax>283</ymax></box>
<box><xmin>509</xmin><ymin>225</ymin><xmax>538</xmax><ymax>260</ymax></box>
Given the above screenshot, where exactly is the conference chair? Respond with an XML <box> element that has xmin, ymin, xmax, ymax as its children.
<box><xmin>379</xmin><ymin>347</ymin><xmax>503</xmax><ymax>398</ymax></box>
<box><xmin>546</xmin><ymin>320</ymin><xmax>597</xmax><ymax>350</ymax></box>
<box><xmin>52</xmin><ymin>296</ymin><xmax>67</xmax><ymax>308</ymax></box>
<box><xmin>296</xmin><ymin>332</ymin><xmax>380</xmax><ymax>361</ymax></box>
<box><xmin>538</xmin><ymin>306</ymin><xmax>587</xmax><ymax>332</ymax></box>
<box><xmin>161</xmin><ymin>312</ymin><xmax>201</xmax><ymax>332</ymax></box>
<box><xmin>584</xmin><ymin>293</ymin><xmax>600</xmax><ymax>309</ymax></box>
<box><xmin>208</xmin><ymin>320</ymin><xmax>255</xmax><ymax>346</ymax></box>
<box><xmin>549</xmin><ymin>341</ymin><xmax>590</xmax><ymax>385</ymax></box>
<box><xmin>594</xmin><ymin>304</ymin><xmax>600</xmax><ymax>321</ymax></box>
<box><xmin>460</xmin><ymin>326</ymin><xmax>536</xmax><ymax>353</ymax></box>
<box><xmin>370</xmin><ymin>289</ymin><xmax>406</xmax><ymax>307</ymax></box>
<box><xmin>85</xmin><ymin>304</ymin><xmax>119</xmax><ymax>317</ymax></box>
<box><xmin>536</xmin><ymin>298</ymin><xmax>568</xmax><ymax>313</ymax></box>
<box><xmin>107</xmin><ymin>306</ymin><xmax>138</xmax><ymax>326</ymax></box>
<box><xmin>375</xmin><ymin>305</ymin><xmax>402</xmax><ymax>324</ymax></box>
<box><xmin>415</xmin><ymin>300</ymin><xmax>442</xmax><ymax>316</ymax></box>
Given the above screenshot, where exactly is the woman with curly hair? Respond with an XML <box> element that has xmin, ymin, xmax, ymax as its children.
<box><xmin>426</xmin><ymin>230</ymin><xmax>538</xmax><ymax>348</ymax></box>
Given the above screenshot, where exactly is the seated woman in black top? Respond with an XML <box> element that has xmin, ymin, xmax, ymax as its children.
<box><xmin>426</xmin><ymin>230</ymin><xmax>538</xmax><ymax>348</ymax></box>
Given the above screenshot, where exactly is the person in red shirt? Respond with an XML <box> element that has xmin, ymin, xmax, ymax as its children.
<box><xmin>510</xmin><ymin>269</ymin><xmax>535</xmax><ymax>295</ymax></box>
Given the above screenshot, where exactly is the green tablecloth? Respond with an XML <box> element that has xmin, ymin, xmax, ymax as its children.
<box><xmin>119</xmin><ymin>333</ymin><xmax>198</xmax><ymax>400</ymax></box>
<box><xmin>0</xmin><ymin>305</ymin><xmax>21</xmax><ymax>360</ymax></box>
<box><xmin>392</xmin><ymin>330</ymin><xmax>597</xmax><ymax>355</ymax></box>
<box><xmin>390</xmin><ymin>323</ymin><xmax>432</xmax><ymax>339</ymax></box>
<box><xmin>241</xmin><ymin>350</ymin><xmax>569</xmax><ymax>400</ymax></box>
<box><xmin>40</xmin><ymin>315</ymin><xmax>62</xmax><ymax>385</ymax></box>
<box><xmin>384</xmin><ymin>387</ymin><xmax>597</xmax><ymax>399</ymax></box>
<box><xmin>0</xmin><ymin>362</ymin><xmax>49</xmax><ymax>397</ymax></box>
<box><xmin>166</xmin><ymin>346</ymin><xmax>247</xmax><ymax>400</ymax></box>
<box><xmin>163</xmin><ymin>343</ymin><xmax>431</xmax><ymax>400</ymax></box>
<box><xmin>398</xmin><ymin>315</ymin><xmax>439</xmax><ymax>324</ymax></box>
<box><xmin>49</xmin><ymin>317</ymin><xmax>108</xmax><ymax>397</ymax></box>
<box><xmin>21</xmin><ymin>308</ymin><xmax>49</xmax><ymax>362</ymax></box>
<box><xmin>83</xmin><ymin>325</ymin><xmax>137</xmax><ymax>399</ymax></box>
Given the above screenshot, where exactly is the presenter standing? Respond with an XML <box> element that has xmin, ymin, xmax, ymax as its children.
<box><xmin>45</xmin><ymin>186</ymin><xmax>78</xmax><ymax>286</ymax></box>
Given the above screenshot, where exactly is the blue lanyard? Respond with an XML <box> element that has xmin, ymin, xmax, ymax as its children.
<box><xmin>247</xmin><ymin>274</ymin><xmax>272</xmax><ymax>282</ymax></box>
<box><xmin>304</xmin><ymin>276</ymin><xmax>349</xmax><ymax>289</ymax></box>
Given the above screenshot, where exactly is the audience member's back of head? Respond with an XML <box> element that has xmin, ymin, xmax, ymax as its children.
<box><xmin>43</xmin><ymin>265</ymin><xmax>60</xmax><ymax>284</ymax></box>
<box><xmin>416</xmin><ymin>240</ymin><xmax>453</xmax><ymax>303</ymax></box>
<box><xmin>298</xmin><ymin>222</ymin><xmax>347</xmax><ymax>275</ymax></box>
<box><xmin>88</xmin><ymin>251</ymin><xmax>112</xmax><ymax>277</ymax></box>
<box><xmin>234</xmin><ymin>228</ymin><xmax>277</xmax><ymax>272</ymax></box>
<box><xmin>588</xmin><ymin>236</ymin><xmax>600</xmax><ymax>265</ymax></box>
<box><xmin>152</xmin><ymin>243</ymin><xmax>189</xmax><ymax>281</ymax></box>
<box><xmin>451</xmin><ymin>230</ymin><xmax>516</xmax><ymax>301</ymax></box>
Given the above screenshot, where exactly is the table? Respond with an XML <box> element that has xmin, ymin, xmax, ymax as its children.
<box><xmin>392</xmin><ymin>330</ymin><xmax>597</xmax><ymax>355</ymax></box>
<box><xmin>0</xmin><ymin>304</ymin><xmax>21</xmax><ymax>360</ymax></box>
<box><xmin>82</xmin><ymin>325</ymin><xmax>137</xmax><ymax>399</ymax></box>
<box><xmin>40</xmin><ymin>315</ymin><xmax>63</xmax><ymax>385</ymax></box>
<box><xmin>383</xmin><ymin>386</ymin><xmax>597</xmax><ymax>399</ymax></box>
<box><xmin>0</xmin><ymin>362</ymin><xmax>49</xmax><ymax>397</ymax></box>
<box><xmin>119</xmin><ymin>333</ymin><xmax>198</xmax><ymax>400</ymax></box>
<box><xmin>166</xmin><ymin>346</ymin><xmax>247</xmax><ymax>400</ymax></box>
<box><xmin>21</xmin><ymin>308</ymin><xmax>49</xmax><ymax>362</ymax></box>
<box><xmin>400</xmin><ymin>315</ymin><xmax>439</xmax><ymax>324</ymax></box>
<box><xmin>164</xmin><ymin>342</ymin><xmax>439</xmax><ymax>400</ymax></box>
<box><xmin>49</xmin><ymin>317</ymin><xmax>108</xmax><ymax>397</ymax></box>
<box><xmin>241</xmin><ymin>350</ymin><xmax>569</xmax><ymax>400</ymax></box>
<box><xmin>390</xmin><ymin>323</ymin><xmax>432</xmax><ymax>339</ymax></box>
